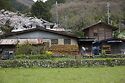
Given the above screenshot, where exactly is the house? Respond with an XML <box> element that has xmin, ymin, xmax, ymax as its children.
<box><xmin>78</xmin><ymin>22</ymin><xmax>122</xmax><ymax>55</ymax></box>
<box><xmin>0</xmin><ymin>27</ymin><xmax>79</xmax><ymax>57</ymax></box>
<box><xmin>100</xmin><ymin>38</ymin><xmax>125</xmax><ymax>54</ymax></box>
<box><xmin>0</xmin><ymin>9</ymin><xmax>64</xmax><ymax>33</ymax></box>
<box><xmin>83</xmin><ymin>22</ymin><xmax>117</xmax><ymax>41</ymax></box>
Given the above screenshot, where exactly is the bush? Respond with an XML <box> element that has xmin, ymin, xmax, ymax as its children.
<box><xmin>105</xmin><ymin>59</ymin><xmax>114</xmax><ymax>67</ymax></box>
<box><xmin>16</xmin><ymin>43</ymin><xmax>33</xmax><ymax>55</ymax></box>
<box><xmin>44</xmin><ymin>51</ymin><xmax>53</xmax><ymax>59</ymax></box>
<box><xmin>15</xmin><ymin>54</ymin><xmax>26</xmax><ymax>59</ymax></box>
<box><xmin>100</xmin><ymin>50</ymin><xmax>106</xmax><ymax>57</ymax></box>
<box><xmin>29</xmin><ymin>54</ymin><xmax>52</xmax><ymax>59</ymax></box>
<box><xmin>15</xmin><ymin>53</ymin><xmax>53</xmax><ymax>60</ymax></box>
<box><xmin>100</xmin><ymin>54</ymin><xmax>125</xmax><ymax>58</ymax></box>
<box><xmin>16</xmin><ymin>42</ymin><xmax>45</xmax><ymax>55</ymax></box>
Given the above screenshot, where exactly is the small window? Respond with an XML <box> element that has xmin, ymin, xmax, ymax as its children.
<box><xmin>94</xmin><ymin>33</ymin><xmax>98</xmax><ymax>36</ymax></box>
<box><xmin>51</xmin><ymin>39</ymin><xmax>58</xmax><ymax>45</ymax></box>
<box><xmin>64</xmin><ymin>39</ymin><xmax>71</xmax><ymax>45</ymax></box>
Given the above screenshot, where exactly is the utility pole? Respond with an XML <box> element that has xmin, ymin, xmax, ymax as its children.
<box><xmin>107</xmin><ymin>2</ymin><xmax>110</xmax><ymax>24</ymax></box>
<box><xmin>56</xmin><ymin>1</ymin><xmax>59</xmax><ymax>27</ymax></box>
<box><xmin>64</xmin><ymin>15</ymin><xmax>67</xmax><ymax>30</ymax></box>
<box><xmin>118</xmin><ymin>19</ymin><xmax>121</xmax><ymax>33</ymax></box>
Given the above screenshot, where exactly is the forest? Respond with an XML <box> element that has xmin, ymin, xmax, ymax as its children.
<box><xmin>0</xmin><ymin>0</ymin><xmax>125</xmax><ymax>37</ymax></box>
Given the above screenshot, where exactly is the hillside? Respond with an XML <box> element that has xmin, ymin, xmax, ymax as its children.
<box><xmin>51</xmin><ymin>0</ymin><xmax>125</xmax><ymax>36</ymax></box>
<box><xmin>10</xmin><ymin>0</ymin><xmax>34</xmax><ymax>12</ymax></box>
<box><xmin>16</xmin><ymin>0</ymin><xmax>34</xmax><ymax>7</ymax></box>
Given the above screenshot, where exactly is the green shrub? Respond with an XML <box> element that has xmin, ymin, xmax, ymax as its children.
<box><xmin>15</xmin><ymin>54</ymin><xmax>26</xmax><ymax>59</ymax></box>
<box><xmin>16</xmin><ymin>43</ymin><xmax>33</xmax><ymax>55</ymax></box>
<box><xmin>15</xmin><ymin>53</ymin><xmax>53</xmax><ymax>60</ymax></box>
<box><xmin>28</xmin><ymin>55</ymin><xmax>50</xmax><ymax>59</ymax></box>
<box><xmin>93</xmin><ymin>54</ymin><xmax>125</xmax><ymax>58</ymax></box>
<box><xmin>43</xmin><ymin>51</ymin><xmax>53</xmax><ymax>59</ymax></box>
<box><xmin>100</xmin><ymin>50</ymin><xmax>106</xmax><ymax>58</ymax></box>
<box><xmin>106</xmin><ymin>59</ymin><xmax>114</xmax><ymax>67</ymax></box>
<box><xmin>31</xmin><ymin>46</ymin><xmax>45</xmax><ymax>55</ymax></box>
<box><xmin>16</xmin><ymin>42</ymin><xmax>45</xmax><ymax>55</ymax></box>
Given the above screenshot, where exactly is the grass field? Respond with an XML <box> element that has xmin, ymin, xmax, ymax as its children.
<box><xmin>0</xmin><ymin>67</ymin><xmax>125</xmax><ymax>83</ymax></box>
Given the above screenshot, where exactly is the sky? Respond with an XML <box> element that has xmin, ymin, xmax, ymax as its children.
<box><xmin>33</xmin><ymin>0</ymin><xmax>47</xmax><ymax>2</ymax></box>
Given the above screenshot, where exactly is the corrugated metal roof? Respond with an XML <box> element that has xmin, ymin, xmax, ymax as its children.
<box><xmin>0</xmin><ymin>39</ymin><xmax>43</xmax><ymax>45</ymax></box>
<box><xmin>0</xmin><ymin>39</ymin><xmax>17</xmax><ymax>45</ymax></box>
<box><xmin>18</xmin><ymin>39</ymin><xmax>43</xmax><ymax>44</ymax></box>
<box><xmin>82</xmin><ymin>22</ymin><xmax>118</xmax><ymax>31</ymax></box>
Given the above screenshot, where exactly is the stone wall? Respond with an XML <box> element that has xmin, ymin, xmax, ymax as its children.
<box><xmin>0</xmin><ymin>59</ymin><xmax>125</xmax><ymax>68</ymax></box>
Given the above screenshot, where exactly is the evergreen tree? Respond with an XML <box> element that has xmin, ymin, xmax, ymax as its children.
<box><xmin>11</xmin><ymin>0</ymin><xmax>28</xmax><ymax>12</ymax></box>
<box><xmin>0</xmin><ymin>0</ymin><xmax>12</xmax><ymax>10</ymax></box>
<box><xmin>0</xmin><ymin>20</ymin><xmax>14</xmax><ymax>34</ymax></box>
<box><xmin>31</xmin><ymin>1</ymin><xmax>51</xmax><ymax>21</ymax></box>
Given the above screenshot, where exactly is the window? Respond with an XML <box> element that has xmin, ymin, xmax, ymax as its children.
<box><xmin>51</xmin><ymin>39</ymin><xmax>58</xmax><ymax>45</ymax></box>
<box><xmin>93</xmin><ymin>28</ymin><xmax>98</xmax><ymax>36</ymax></box>
<box><xmin>64</xmin><ymin>39</ymin><xmax>71</xmax><ymax>45</ymax></box>
<box><xmin>93</xmin><ymin>33</ymin><xmax>98</xmax><ymax>36</ymax></box>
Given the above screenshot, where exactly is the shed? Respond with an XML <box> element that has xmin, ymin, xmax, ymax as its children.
<box><xmin>100</xmin><ymin>38</ymin><xmax>125</xmax><ymax>54</ymax></box>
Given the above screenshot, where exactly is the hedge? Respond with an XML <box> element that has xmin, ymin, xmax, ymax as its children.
<box><xmin>100</xmin><ymin>54</ymin><xmax>125</xmax><ymax>58</ymax></box>
<box><xmin>0</xmin><ymin>59</ymin><xmax>125</xmax><ymax>68</ymax></box>
<box><xmin>15</xmin><ymin>54</ymin><xmax>52</xmax><ymax>60</ymax></box>
<box><xmin>83</xmin><ymin>54</ymin><xmax>125</xmax><ymax>58</ymax></box>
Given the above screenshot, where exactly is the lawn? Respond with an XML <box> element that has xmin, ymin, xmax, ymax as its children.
<box><xmin>0</xmin><ymin>67</ymin><xmax>125</xmax><ymax>83</ymax></box>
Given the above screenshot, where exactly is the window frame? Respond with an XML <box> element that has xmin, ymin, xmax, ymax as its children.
<box><xmin>51</xmin><ymin>39</ymin><xmax>58</xmax><ymax>45</ymax></box>
<box><xmin>64</xmin><ymin>39</ymin><xmax>71</xmax><ymax>45</ymax></box>
<box><xmin>93</xmin><ymin>33</ymin><xmax>98</xmax><ymax>36</ymax></box>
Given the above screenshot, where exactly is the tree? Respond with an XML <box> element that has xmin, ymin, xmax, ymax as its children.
<box><xmin>11</xmin><ymin>0</ymin><xmax>28</xmax><ymax>13</ymax></box>
<box><xmin>0</xmin><ymin>0</ymin><xmax>12</xmax><ymax>10</ymax></box>
<box><xmin>45</xmin><ymin>0</ymin><xmax>65</xmax><ymax>8</ymax></box>
<box><xmin>0</xmin><ymin>20</ymin><xmax>14</xmax><ymax>34</ymax></box>
<box><xmin>31</xmin><ymin>1</ymin><xmax>51</xmax><ymax>21</ymax></box>
<box><xmin>50</xmin><ymin>0</ymin><xmax>125</xmax><ymax>37</ymax></box>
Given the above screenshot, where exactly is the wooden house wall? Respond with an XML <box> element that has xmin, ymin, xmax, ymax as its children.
<box><xmin>101</xmin><ymin>42</ymin><xmax>125</xmax><ymax>54</ymax></box>
<box><xmin>110</xmin><ymin>43</ymin><xmax>121</xmax><ymax>54</ymax></box>
<box><xmin>111</xmin><ymin>42</ymin><xmax>125</xmax><ymax>54</ymax></box>
<box><xmin>85</xmin><ymin>25</ymin><xmax>113</xmax><ymax>41</ymax></box>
